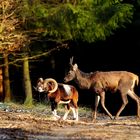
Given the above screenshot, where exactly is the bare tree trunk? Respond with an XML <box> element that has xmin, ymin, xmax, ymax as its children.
<box><xmin>23</xmin><ymin>56</ymin><xmax>33</xmax><ymax>106</ymax></box>
<box><xmin>3</xmin><ymin>54</ymin><xmax>11</xmax><ymax>103</ymax></box>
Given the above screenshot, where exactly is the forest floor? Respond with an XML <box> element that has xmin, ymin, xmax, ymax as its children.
<box><xmin>0</xmin><ymin>102</ymin><xmax>140</xmax><ymax>140</ymax></box>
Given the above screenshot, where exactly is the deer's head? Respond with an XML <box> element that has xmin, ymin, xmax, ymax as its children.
<box><xmin>64</xmin><ymin>57</ymin><xmax>78</xmax><ymax>83</ymax></box>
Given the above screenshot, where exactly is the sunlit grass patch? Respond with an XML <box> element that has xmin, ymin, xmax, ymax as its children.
<box><xmin>0</xmin><ymin>102</ymin><xmax>94</xmax><ymax>121</ymax></box>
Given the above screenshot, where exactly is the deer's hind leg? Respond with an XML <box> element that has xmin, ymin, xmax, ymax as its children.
<box><xmin>127</xmin><ymin>89</ymin><xmax>140</xmax><ymax>118</ymax></box>
<box><xmin>114</xmin><ymin>92</ymin><xmax>128</xmax><ymax>119</ymax></box>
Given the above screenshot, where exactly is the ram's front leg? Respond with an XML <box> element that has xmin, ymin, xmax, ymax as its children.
<box><xmin>51</xmin><ymin>102</ymin><xmax>60</xmax><ymax>120</ymax></box>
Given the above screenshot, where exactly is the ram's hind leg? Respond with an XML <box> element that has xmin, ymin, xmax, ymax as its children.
<box><xmin>70</xmin><ymin>99</ymin><xmax>78</xmax><ymax>121</ymax></box>
<box><xmin>74</xmin><ymin>108</ymin><xmax>78</xmax><ymax>121</ymax></box>
<box><xmin>62</xmin><ymin>104</ymin><xmax>71</xmax><ymax>120</ymax></box>
<box><xmin>70</xmin><ymin>93</ymin><xmax>78</xmax><ymax>121</ymax></box>
<box><xmin>70</xmin><ymin>106</ymin><xmax>78</xmax><ymax>121</ymax></box>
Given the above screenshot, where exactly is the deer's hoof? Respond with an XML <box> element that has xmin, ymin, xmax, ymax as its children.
<box><xmin>73</xmin><ymin>118</ymin><xmax>78</xmax><ymax>121</ymax></box>
<box><xmin>92</xmin><ymin>119</ymin><xmax>97</xmax><ymax>123</ymax></box>
<box><xmin>114</xmin><ymin>116</ymin><xmax>119</xmax><ymax>120</ymax></box>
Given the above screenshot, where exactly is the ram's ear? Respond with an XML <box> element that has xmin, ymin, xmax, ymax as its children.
<box><xmin>73</xmin><ymin>64</ymin><xmax>78</xmax><ymax>71</ymax></box>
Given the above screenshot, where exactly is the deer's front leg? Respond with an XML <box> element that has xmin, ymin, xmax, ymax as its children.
<box><xmin>100</xmin><ymin>91</ymin><xmax>113</xmax><ymax>120</ymax></box>
<box><xmin>93</xmin><ymin>95</ymin><xmax>100</xmax><ymax>122</ymax></box>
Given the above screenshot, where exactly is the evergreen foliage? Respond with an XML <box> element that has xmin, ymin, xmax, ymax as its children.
<box><xmin>21</xmin><ymin>0</ymin><xmax>134</xmax><ymax>43</ymax></box>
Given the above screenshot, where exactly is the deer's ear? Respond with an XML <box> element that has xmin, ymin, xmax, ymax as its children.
<box><xmin>73</xmin><ymin>64</ymin><xmax>78</xmax><ymax>71</ymax></box>
<box><xmin>69</xmin><ymin>56</ymin><xmax>74</xmax><ymax>66</ymax></box>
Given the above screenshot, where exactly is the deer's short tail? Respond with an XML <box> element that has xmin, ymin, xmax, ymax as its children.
<box><xmin>135</xmin><ymin>75</ymin><xmax>139</xmax><ymax>86</ymax></box>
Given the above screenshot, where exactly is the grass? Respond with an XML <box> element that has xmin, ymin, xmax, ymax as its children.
<box><xmin>0</xmin><ymin>101</ymin><xmax>94</xmax><ymax>121</ymax></box>
<box><xmin>0</xmin><ymin>101</ymin><xmax>92</xmax><ymax>115</ymax></box>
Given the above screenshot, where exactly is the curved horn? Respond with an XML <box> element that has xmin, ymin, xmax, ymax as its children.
<box><xmin>44</xmin><ymin>78</ymin><xmax>58</xmax><ymax>93</ymax></box>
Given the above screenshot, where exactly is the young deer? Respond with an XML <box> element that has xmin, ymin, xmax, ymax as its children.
<box><xmin>64</xmin><ymin>57</ymin><xmax>140</xmax><ymax>121</ymax></box>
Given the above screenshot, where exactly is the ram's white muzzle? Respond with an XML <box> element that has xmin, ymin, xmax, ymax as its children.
<box><xmin>37</xmin><ymin>87</ymin><xmax>44</xmax><ymax>92</ymax></box>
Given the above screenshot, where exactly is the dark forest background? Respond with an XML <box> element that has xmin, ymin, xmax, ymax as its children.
<box><xmin>1</xmin><ymin>0</ymin><xmax>139</xmax><ymax>116</ymax></box>
<box><xmin>11</xmin><ymin>15</ymin><xmax>140</xmax><ymax>116</ymax></box>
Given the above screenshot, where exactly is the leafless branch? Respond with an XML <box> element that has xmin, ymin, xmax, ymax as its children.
<box><xmin>0</xmin><ymin>43</ymin><xmax>69</xmax><ymax>67</ymax></box>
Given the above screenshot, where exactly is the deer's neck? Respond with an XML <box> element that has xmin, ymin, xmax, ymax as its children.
<box><xmin>75</xmin><ymin>69</ymin><xmax>91</xmax><ymax>89</ymax></box>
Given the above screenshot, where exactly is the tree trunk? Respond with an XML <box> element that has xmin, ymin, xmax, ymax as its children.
<box><xmin>0</xmin><ymin>67</ymin><xmax>3</xmax><ymax>101</ymax></box>
<box><xmin>23</xmin><ymin>56</ymin><xmax>33</xmax><ymax>106</ymax></box>
<box><xmin>3</xmin><ymin>54</ymin><xmax>11</xmax><ymax>102</ymax></box>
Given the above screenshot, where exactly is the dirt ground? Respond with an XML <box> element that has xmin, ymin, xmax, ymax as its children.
<box><xmin>0</xmin><ymin>104</ymin><xmax>140</xmax><ymax>140</ymax></box>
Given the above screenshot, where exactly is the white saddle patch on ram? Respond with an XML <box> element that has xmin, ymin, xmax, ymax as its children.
<box><xmin>63</xmin><ymin>84</ymin><xmax>71</xmax><ymax>96</ymax></box>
